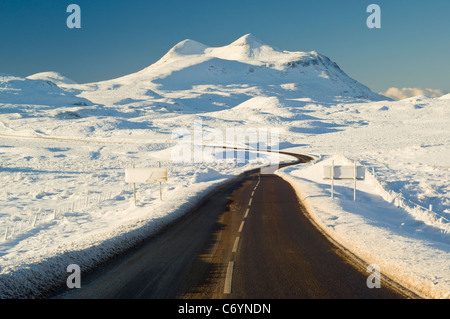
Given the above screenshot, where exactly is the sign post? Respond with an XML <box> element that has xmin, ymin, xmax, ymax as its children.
<box><xmin>132</xmin><ymin>164</ymin><xmax>137</xmax><ymax>205</ymax></box>
<box><xmin>158</xmin><ymin>162</ymin><xmax>162</xmax><ymax>201</ymax></box>
<box><xmin>331</xmin><ymin>160</ymin><xmax>334</xmax><ymax>199</ymax></box>
<box><xmin>323</xmin><ymin>161</ymin><xmax>365</xmax><ymax>201</ymax></box>
<box><xmin>353</xmin><ymin>161</ymin><xmax>357</xmax><ymax>201</ymax></box>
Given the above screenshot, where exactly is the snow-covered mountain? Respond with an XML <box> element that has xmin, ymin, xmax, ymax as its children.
<box><xmin>2</xmin><ymin>34</ymin><xmax>387</xmax><ymax>113</ymax></box>
<box><xmin>150</xmin><ymin>33</ymin><xmax>384</xmax><ymax>99</ymax></box>
<box><xmin>71</xmin><ymin>34</ymin><xmax>387</xmax><ymax>109</ymax></box>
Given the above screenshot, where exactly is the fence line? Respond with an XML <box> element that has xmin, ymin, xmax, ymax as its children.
<box><xmin>359</xmin><ymin>161</ymin><xmax>450</xmax><ymax>234</ymax></box>
<box><xmin>2</xmin><ymin>189</ymin><xmax>123</xmax><ymax>242</ymax></box>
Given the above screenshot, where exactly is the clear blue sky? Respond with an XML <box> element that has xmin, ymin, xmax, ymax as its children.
<box><xmin>1</xmin><ymin>0</ymin><xmax>450</xmax><ymax>93</ymax></box>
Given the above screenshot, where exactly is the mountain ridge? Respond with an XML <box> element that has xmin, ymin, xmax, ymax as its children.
<box><xmin>85</xmin><ymin>34</ymin><xmax>387</xmax><ymax>101</ymax></box>
<box><xmin>13</xmin><ymin>34</ymin><xmax>389</xmax><ymax>107</ymax></box>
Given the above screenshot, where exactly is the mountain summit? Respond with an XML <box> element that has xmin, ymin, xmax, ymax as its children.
<box><xmin>229</xmin><ymin>33</ymin><xmax>269</xmax><ymax>48</ymax></box>
<box><xmin>204</xmin><ymin>33</ymin><xmax>285</xmax><ymax>63</ymax></box>
<box><xmin>156</xmin><ymin>33</ymin><xmax>279</xmax><ymax>63</ymax></box>
<box><xmin>155</xmin><ymin>39</ymin><xmax>209</xmax><ymax>64</ymax></box>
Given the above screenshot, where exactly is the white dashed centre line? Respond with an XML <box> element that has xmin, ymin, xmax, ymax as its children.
<box><xmin>232</xmin><ymin>236</ymin><xmax>240</xmax><ymax>253</ymax></box>
<box><xmin>224</xmin><ymin>261</ymin><xmax>234</xmax><ymax>294</ymax></box>
<box><xmin>238</xmin><ymin>221</ymin><xmax>245</xmax><ymax>233</ymax></box>
<box><xmin>223</xmin><ymin>177</ymin><xmax>259</xmax><ymax>295</ymax></box>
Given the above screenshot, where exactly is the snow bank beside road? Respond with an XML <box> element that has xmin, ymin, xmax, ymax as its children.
<box><xmin>0</xmin><ymin>169</ymin><xmax>233</xmax><ymax>298</ymax></box>
<box><xmin>277</xmin><ymin>155</ymin><xmax>450</xmax><ymax>299</ymax></box>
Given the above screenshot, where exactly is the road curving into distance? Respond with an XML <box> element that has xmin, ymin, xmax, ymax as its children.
<box><xmin>54</xmin><ymin>149</ymin><xmax>419</xmax><ymax>299</ymax></box>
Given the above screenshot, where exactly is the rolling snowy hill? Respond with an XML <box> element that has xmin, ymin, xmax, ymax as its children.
<box><xmin>0</xmin><ymin>74</ymin><xmax>89</xmax><ymax>107</ymax></box>
<box><xmin>26</xmin><ymin>72</ymin><xmax>78</xmax><ymax>86</ymax></box>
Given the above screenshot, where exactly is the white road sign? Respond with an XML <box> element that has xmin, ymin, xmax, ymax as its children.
<box><xmin>125</xmin><ymin>168</ymin><xmax>168</xmax><ymax>184</ymax></box>
<box><xmin>323</xmin><ymin>165</ymin><xmax>365</xmax><ymax>180</ymax></box>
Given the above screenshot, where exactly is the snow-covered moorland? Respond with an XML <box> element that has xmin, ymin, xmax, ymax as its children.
<box><xmin>0</xmin><ymin>34</ymin><xmax>449</xmax><ymax>298</ymax></box>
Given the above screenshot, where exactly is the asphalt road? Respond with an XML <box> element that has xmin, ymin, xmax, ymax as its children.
<box><xmin>55</xmin><ymin>153</ymin><xmax>416</xmax><ymax>299</ymax></box>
